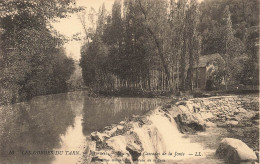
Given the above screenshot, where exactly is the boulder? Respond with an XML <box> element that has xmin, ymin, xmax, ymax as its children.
<box><xmin>178</xmin><ymin>105</ymin><xmax>190</xmax><ymax>113</ymax></box>
<box><xmin>91</xmin><ymin>131</ymin><xmax>110</xmax><ymax>142</ymax></box>
<box><xmin>117</xmin><ymin>125</ymin><xmax>124</xmax><ymax>130</ymax></box>
<box><xmin>168</xmin><ymin>105</ymin><xmax>182</xmax><ymax>117</ymax></box>
<box><xmin>91</xmin><ymin>151</ymin><xmax>113</xmax><ymax>163</ymax></box>
<box><xmin>216</xmin><ymin>138</ymin><xmax>257</xmax><ymax>163</ymax></box>
<box><xmin>200</xmin><ymin>112</ymin><xmax>214</xmax><ymax>120</ymax></box>
<box><xmin>186</xmin><ymin>102</ymin><xmax>195</xmax><ymax>112</ymax></box>
<box><xmin>120</xmin><ymin>121</ymin><xmax>126</xmax><ymax>125</ymax></box>
<box><xmin>106</xmin><ymin>135</ymin><xmax>127</xmax><ymax>153</ymax></box>
<box><xmin>225</xmin><ymin>120</ymin><xmax>239</xmax><ymax>126</ymax></box>
<box><xmin>205</xmin><ymin>121</ymin><xmax>216</xmax><ymax>127</ymax></box>
<box><xmin>238</xmin><ymin>108</ymin><xmax>247</xmax><ymax>113</ymax></box>
<box><xmin>126</xmin><ymin>141</ymin><xmax>142</xmax><ymax>162</ymax></box>
<box><xmin>105</xmin><ymin>127</ymin><xmax>118</xmax><ymax>136</ymax></box>
<box><xmin>83</xmin><ymin>141</ymin><xmax>96</xmax><ymax>164</ymax></box>
<box><xmin>174</xmin><ymin>113</ymin><xmax>205</xmax><ymax>133</ymax></box>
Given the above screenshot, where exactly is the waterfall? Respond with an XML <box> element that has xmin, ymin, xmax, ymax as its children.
<box><xmin>90</xmin><ymin>105</ymin><xmax>215</xmax><ymax>163</ymax></box>
<box><xmin>132</xmin><ymin>108</ymin><xmax>207</xmax><ymax>163</ymax></box>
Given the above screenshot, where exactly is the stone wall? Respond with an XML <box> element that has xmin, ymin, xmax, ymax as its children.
<box><xmin>187</xmin><ymin>96</ymin><xmax>259</xmax><ymax>112</ymax></box>
<box><xmin>178</xmin><ymin>95</ymin><xmax>259</xmax><ymax>124</ymax></box>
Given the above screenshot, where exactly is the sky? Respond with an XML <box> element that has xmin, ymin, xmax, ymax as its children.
<box><xmin>52</xmin><ymin>0</ymin><xmax>115</xmax><ymax>61</ymax></box>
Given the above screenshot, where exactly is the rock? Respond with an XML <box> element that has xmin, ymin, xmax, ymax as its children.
<box><xmin>203</xmin><ymin>100</ymin><xmax>210</xmax><ymax>106</ymax></box>
<box><xmin>176</xmin><ymin>101</ymin><xmax>187</xmax><ymax>106</ymax></box>
<box><xmin>255</xmin><ymin>151</ymin><xmax>259</xmax><ymax>160</ymax></box>
<box><xmin>217</xmin><ymin>120</ymin><xmax>239</xmax><ymax>127</ymax></box>
<box><xmin>186</xmin><ymin>102</ymin><xmax>199</xmax><ymax>112</ymax></box>
<box><xmin>91</xmin><ymin>151</ymin><xmax>113</xmax><ymax>163</ymax></box>
<box><xmin>106</xmin><ymin>135</ymin><xmax>127</xmax><ymax>153</ymax></box>
<box><xmin>126</xmin><ymin>141</ymin><xmax>142</xmax><ymax>162</ymax></box>
<box><xmin>200</xmin><ymin>112</ymin><xmax>214</xmax><ymax>120</ymax></box>
<box><xmin>83</xmin><ymin>141</ymin><xmax>96</xmax><ymax>164</ymax></box>
<box><xmin>239</xmin><ymin>108</ymin><xmax>247</xmax><ymax>113</ymax></box>
<box><xmin>225</xmin><ymin>115</ymin><xmax>231</xmax><ymax>120</ymax></box>
<box><xmin>234</xmin><ymin>111</ymin><xmax>240</xmax><ymax>115</ymax></box>
<box><xmin>234</xmin><ymin>115</ymin><xmax>242</xmax><ymax>121</ymax></box>
<box><xmin>233</xmin><ymin>108</ymin><xmax>239</xmax><ymax>113</ymax></box>
<box><xmin>223</xmin><ymin>106</ymin><xmax>229</xmax><ymax>111</ymax></box>
<box><xmin>91</xmin><ymin>131</ymin><xmax>110</xmax><ymax>142</ymax></box>
<box><xmin>216</xmin><ymin>138</ymin><xmax>257</xmax><ymax>163</ymax></box>
<box><xmin>226</xmin><ymin>120</ymin><xmax>239</xmax><ymax>126</ymax></box>
<box><xmin>174</xmin><ymin>112</ymin><xmax>205</xmax><ymax>133</ymax></box>
<box><xmin>187</xmin><ymin>121</ymin><xmax>205</xmax><ymax>131</ymax></box>
<box><xmin>107</xmin><ymin>127</ymin><xmax>118</xmax><ymax>136</ymax></box>
<box><xmin>185</xmin><ymin>102</ymin><xmax>192</xmax><ymax>110</ymax></box>
<box><xmin>117</xmin><ymin>125</ymin><xmax>124</xmax><ymax>130</ymax></box>
<box><xmin>230</xmin><ymin>116</ymin><xmax>239</xmax><ymax>121</ymax></box>
<box><xmin>252</xmin><ymin>119</ymin><xmax>260</xmax><ymax>124</ymax></box>
<box><xmin>168</xmin><ymin>106</ymin><xmax>182</xmax><ymax>117</ymax></box>
<box><xmin>205</xmin><ymin>121</ymin><xmax>216</xmax><ymax>127</ymax></box>
<box><xmin>139</xmin><ymin>117</ymin><xmax>153</xmax><ymax>125</ymax></box>
<box><xmin>162</xmin><ymin>104</ymin><xmax>172</xmax><ymax>110</ymax></box>
<box><xmin>178</xmin><ymin>105</ymin><xmax>190</xmax><ymax>113</ymax></box>
<box><xmin>120</xmin><ymin>121</ymin><xmax>126</xmax><ymax>125</ymax></box>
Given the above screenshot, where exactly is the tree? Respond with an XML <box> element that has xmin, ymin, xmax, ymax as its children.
<box><xmin>79</xmin><ymin>0</ymin><xmax>258</xmax><ymax>95</ymax></box>
<box><xmin>0</xmin><ymin>0</ymin><xmax>76</xmax><ymax>104</ymax></box>
<box><xmin>169</xmin><ymin>0</ymin><xmax>186</xmax><ymax>92</ymax></box>
<box><xmin>220</xmin><ymin>5</ymin><xmax>245</xmax><ymax>89</ymax></box>
<box><xmin>80</xmin><ymin>4</ymin><xmax>111</xmax><ymax>90</ymax></box>
<box><xmin>186</xmin><ymin>0</ymin><xmax>201</xmax><ymax>91</ymax></box>
<box><xmin>199</xmin><ymin>0</ymin><xmax>258</xmax><ymax>89</ymax></box>
<box><xmin>136</xmin><ymin>0</ymin><xmax>172</xmax><ymax>89</ymax></box>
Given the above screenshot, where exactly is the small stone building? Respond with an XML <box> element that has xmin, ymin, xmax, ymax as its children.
<box><xmin>189</xmin><ymin>53</ymin><xmax>223</xmax><ymax>90</ymax></box>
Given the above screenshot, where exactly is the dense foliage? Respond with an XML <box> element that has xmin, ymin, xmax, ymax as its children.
<box><xmin>79</xmin><ymin>0</ymin><xmax>258</xmax><ymax>94</ymax></box>
<box><xmin>199</xmin><ymin>0</ymin><xmax>259</xmax><ymax>88</ymax></box>
<box><xmin>0</xmin><ymin>0</ymin><xmax>76</xmax><ymax>105</ymax></box>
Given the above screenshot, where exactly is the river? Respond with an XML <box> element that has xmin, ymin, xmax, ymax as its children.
<box><xmin>0</xmin><ymin>91</ymin><xmax>169</xmax><ymax>164</ymax></box>
<box><xmin>0</xmin><ymin>91</ymin><xmax>257</xmax><ymax>164</ymax></box>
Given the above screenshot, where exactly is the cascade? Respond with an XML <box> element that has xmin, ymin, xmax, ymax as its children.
<box><xmin>132</xmin><ymin>109</ymin><xmax>207</xmax><ymax>163</ymax></box>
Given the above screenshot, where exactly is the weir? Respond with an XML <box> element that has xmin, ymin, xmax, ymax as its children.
<box><xmin>132</xmin><ymin>110</ymin><xmax>207</xmax><ymax>162</ymax></box>
<box><xmin>87</xmin><ymin>95</ymin><xmax>259</xmax><ymax>164</ymax></box>
<box><xmin>87</xmin><ymin>105</ymin><xmax>212</xmax><ymax>163</ymax></box>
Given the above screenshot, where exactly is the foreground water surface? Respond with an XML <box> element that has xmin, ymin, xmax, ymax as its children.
<box><xmin>0</xmin><ymin>91</ymin><xmax>257</xmax><ymax>164</ymax></box>
<box><xmin>0</xmin><ymin>91</ymin><xmax>169</xmax><ymax>164</ymax></box>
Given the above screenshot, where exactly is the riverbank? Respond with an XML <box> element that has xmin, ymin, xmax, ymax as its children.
<box><xmin>88</xmin><ymin>87</ymin><xmax>259</xmax><ymax>99</ymax></box>
<box><xmin>84</xmin><ymin>94</ymin><xmax>259</xmax><ymax>164</ymax></box>
<box><xmin>92</xmin><ymin>88</ymin><xmax>173</xmax><ymax>98</ymax></box>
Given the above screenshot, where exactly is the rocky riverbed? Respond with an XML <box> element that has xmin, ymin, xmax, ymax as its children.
<box><xmin>82</xmin><ymin>95</ymin><xmax>259</xmax><ymax>164</ymax></box>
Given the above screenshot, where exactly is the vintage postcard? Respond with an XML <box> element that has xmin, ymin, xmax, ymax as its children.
<box><xmin>0</xmin><ymin>0</ymin><xmax>259</xmax><ymax>164</ymax></box>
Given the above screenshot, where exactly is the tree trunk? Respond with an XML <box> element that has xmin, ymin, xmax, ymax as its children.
<box><xmin>196</xmin><ymin>67</ymin><xmax>199</xmax><ymax>88</ymax></box>
<box><xmin>180</xmin><ymin>35</ymin><xmax>187</xmax><ymax>91</ymax></box>
<box><xmin>225</xmin><ymin>75</ymin><xmax>228</xmax><ymax>90</ymax></box>
<box><xmin>147</xmin><ymin>27</ymin><xmax>171</xmax><ymax>89</ymax></box>
<box><xmin>137</xmin><ymin>0</ymin><xmax>171</xmax><ymax>90</ymax></box>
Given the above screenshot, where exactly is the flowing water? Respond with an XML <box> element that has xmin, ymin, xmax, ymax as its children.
<box><xmin>0</xmin><ymin>91</ymin><xmax>253</xmax><ymax>164</ymax></box>
<box><xmin>0</xmin><ymin>91</ymin><xmax>169</xmax><ymax>164</ymax></box>
<box><xmin>128</xmin><ymin>110</ymin><xmax>226</xmax><ymax>164</ymax></box>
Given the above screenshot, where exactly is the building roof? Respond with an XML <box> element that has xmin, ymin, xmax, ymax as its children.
<box><xmin>198</xmin><ymin>53</ymin><xmax>223</xmax><ymax>67</ymax></box>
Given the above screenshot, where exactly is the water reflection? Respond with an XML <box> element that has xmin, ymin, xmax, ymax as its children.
<box><xmin>0</xmin><ymin>94</ymin><xmax>76</xmax><ymax>164</ymax></box>
<box><xmin>0</xmin><ymin>92</ymin><xmax>168</xmax><ymax>164</ymax></box>
<box><xmin>82</xmin><ymin>97</ymin><xmax>167</xmax><ymax>135</ymax></box>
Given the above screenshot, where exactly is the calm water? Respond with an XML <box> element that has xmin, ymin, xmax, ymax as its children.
<box><xmin>0</xmin><ymin>91</ymin><xmax>169</xmax><ymax>164</ymax></box>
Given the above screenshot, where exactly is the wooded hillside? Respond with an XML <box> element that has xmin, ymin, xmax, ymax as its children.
<box><xmin>80</xmin><ymin>0</ymin><xmax>259</xmax><ymax>95</ymax></box>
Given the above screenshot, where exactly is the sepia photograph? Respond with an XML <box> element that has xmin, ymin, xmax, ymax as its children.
<box><xmin>0</xmin><ymin>0</ymin><xmax>259</xmax><ymax>163</ymax></box>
